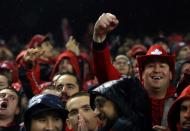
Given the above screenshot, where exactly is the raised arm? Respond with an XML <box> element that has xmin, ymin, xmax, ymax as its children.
<box><xmin>92</xmin><ymin>13</ymin><xmax>121</xmax><ymax>84</ymax></box>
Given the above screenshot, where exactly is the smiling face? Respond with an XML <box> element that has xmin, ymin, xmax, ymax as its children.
<box><xmin>94</xmin><ymin>96</ymin><xmax>118</xmax><ymax>128</ymax></box>
<box><xmin>142</xmin><ymin>62</ymin><xmax>172</xmax><ymax>98</ymax></box>
<box><xmin>0</xmin><ymin>88</ymin><xmax>19</xmax><ymax>121</ymax></box>
<box><xmin>30</xmin><ymin>111</ymin><xmax>63</xmax><ymax>131</ymax></box>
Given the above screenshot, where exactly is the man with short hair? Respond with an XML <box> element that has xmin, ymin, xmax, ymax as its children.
<box><xmin>24</xmin><ymin>94</ymin><xmax>68</xmax><ymax>131</ymax></box>
<box><xmin>66</xmin><ymin>92</ymin><xmax>98</xmax><ymax>131</ymax></box>
<box><xmin>53</xmin><ymin>72</ymin><xmax>81</xmax><ymax>103</ymax></box>
<box><xmin>0</xmin><ymin>88</ymin><xmax>21</xmax><ymax>131</ymax></box>
<box><xmin>113</xmin><ymin>54</ymin><xmax>131</xmax><ymax>76</ymax></box>
<box><xmin>0</xmin><ymin>75</ymin><xmax>9</xmax><ymax>89</ymax></box>
<box><xmin>168</xmin><ymin>84</ymin><xmax>190</xmax><ymax>131</ymax></box>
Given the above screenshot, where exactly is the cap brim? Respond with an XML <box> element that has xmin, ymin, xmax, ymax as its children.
<box><xmin>24</xmin><ymin>104</ymin><xmax>68</xmax><ymax>123</ymax></box>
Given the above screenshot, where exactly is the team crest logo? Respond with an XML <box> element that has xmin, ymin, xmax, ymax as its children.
<box><xmin>151</xmin><ymin>49</ymin><xmax>162</xmax><ymax>55</ymax></box>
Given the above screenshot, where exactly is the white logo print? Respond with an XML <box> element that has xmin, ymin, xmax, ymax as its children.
<box><xmin>151</xmin><ymin>49</ymin><xmax>162</xmax><ymax>55</ymax></box>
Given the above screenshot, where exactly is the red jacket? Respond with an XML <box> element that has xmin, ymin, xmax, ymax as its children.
<box><xmin>92</xmin><ymin>42</ymin><xmax>121</xmax><ymax>84</ymax></box>
<box><xmin>16</xmin><ymin>50</ymin><xmax>54</xmax><ymax>98</ymax></box>
<box><xmin>92</xmin><ymin>41</ymin><xmax>176</xmax><ymax>126</ymax></box>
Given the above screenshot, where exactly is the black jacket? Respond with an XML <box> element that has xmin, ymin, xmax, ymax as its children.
<box><xmin>90</xmin><ymin>76</ymin><xmax>152</xmax><ymax>131</ymax></box>
<box><xmin>0</xmin><ymin>124</ymin><xmax>20</xmax><ymax>131</ymax></box>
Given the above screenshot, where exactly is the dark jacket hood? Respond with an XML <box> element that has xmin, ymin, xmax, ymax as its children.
<box><xmin>90</xmin><ymin>76</ymin><xmax>152</xmax><ymax>131</ymax></box>
<box><xmin>90</xmin><ymin>76</ymin><xmax>151</xmax><ymax>117</ymax></box>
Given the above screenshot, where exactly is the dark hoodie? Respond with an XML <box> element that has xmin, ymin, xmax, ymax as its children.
<box><xmin>90</xmin><ymin>76</ymin><xmax>152</xmax><ymax>131</ymax></box>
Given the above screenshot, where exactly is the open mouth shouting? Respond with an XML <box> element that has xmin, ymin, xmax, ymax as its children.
<box><xmin>0</xmin><ymin>101</ymin><xmax>8</xmax><ymax>110</ymax></box>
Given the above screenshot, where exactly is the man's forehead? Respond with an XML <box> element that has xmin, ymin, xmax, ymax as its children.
<box><xmin>58</xmin><ymin>75</ymin><xmax>76</xmax><ymax>82</ymax></box>
<box><xmin>144</xmin><ymin>58</ymin><xmax>170</xmax><ymax>66</ymax></box>
<box><xmin>181</xmin><ymin>99</ymin><xmax>190</xmax><ymax>106</ymax></box>
<box><xmin>145</xmin><ymin>61</ymin><xmax>169</xmax><ymax>65</ymax></box>
<box><xmin>95</xmin><ymin>95</ymin><xmax>107</xmax><ymax>101</ymax></box>
<box><xmin>0</xmin><ymin>89</ymin><xmax>18</xmax><ymax>97</ymax></box>
<box><xmin>67</xmin><ymin>96</ymin><xmax>90</xmax><ymax>109</ymax></box>
<box><xmin>56</xmin><ymin>76</ymin><xmax>77</xmax><ymax>86</ymax></box>
<box><xmin>116</xmin><ymin>58</ymin><xmax>128</xmax><ymax>62</ymax></box>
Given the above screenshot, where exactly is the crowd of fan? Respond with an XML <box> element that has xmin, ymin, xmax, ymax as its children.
<box><xmin>1</xmin><ymin>13</ymin><xmax>190</xmax><ymax>131</ymax></box>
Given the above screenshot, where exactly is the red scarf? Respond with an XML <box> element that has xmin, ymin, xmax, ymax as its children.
<box><xmin>151</xmin><ymin>85</ymin><xmax>176</xmax><ymax>126</ymax></box>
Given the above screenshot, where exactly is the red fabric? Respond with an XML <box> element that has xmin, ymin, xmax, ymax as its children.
<box><xmin>27</xmin><ymin>58</ymin><xmax>54</xmax><ymax>94</ymax></box>
<box><xmin>137</xmin><ymin>44</ymin><xmax>175</xmax><ymax>81</ymax></box>
<box><xmin>151</xmin><ymin>85</ymin><xmax>176</xmax><ymax>126</ymax></box>
<box><xmin>128</xmin><ymin>44</ymin><xmax>147</xmax><ymax>58</ymax></box>
<box><xmin>11</xmin><ymin>82</ymin><xmax>22</xmax><ymax>92</ymax></box>
<box><xmin>168</xmin><ymin>85</ymin><xmax>190</xmax><ymax>130</ymax></box>
<box><xmin>79</xmin><ymin>52</ymin><xmax>95</xmax><ymax>81</ymax></box>
<box><xmin>26</xmin><ymin>34</ymin><xmax>48</xmax><ymax>48</ymax></box>
<box><xmin>25</xmin><ymin>63</ymin><xmax>42</xmax><ymax>94</ymax></box>
<box><xmin>92</xmin><ymin>44</ymin><xmax>176</xmax><ymax>127</ymax></box>
<box><xmin>0</xmin><ymin>60</ymin><xmax>19</xmax><ymax>83</ymax></box>
<box><xmin>65</xmin><ymin>126</ymin><xmax>74</xmax><ymax>131</ymax></box>
<box><xmin>177</xmin><ymin>123</ymin><xmax>183</xmax><ymax>131</ymax></box>
<box><xmin>92</xmin><ymin>45</ymin><xmax>121</xmax><ymax>84</ymax></box>
<box><xmin>16</xmin><ymin>50</ymin><xmax>27</xmax><ymax>68</ymax></box>
<box><xmin>51</xmin><ymin>50</ymin><xmax>80</xmax><ymax>78</ymax></box>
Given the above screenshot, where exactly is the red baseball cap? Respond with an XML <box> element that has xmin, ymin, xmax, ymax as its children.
<box><xmin>27</xmin><ymin>34</ymin><xmax>48</xmax><ymax>48</ymax></box>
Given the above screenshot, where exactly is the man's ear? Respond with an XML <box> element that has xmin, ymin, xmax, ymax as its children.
<box><xmin>66</xmin><ymin>119</ymin><xmax>73</xmax><ymax>129</ymax></box>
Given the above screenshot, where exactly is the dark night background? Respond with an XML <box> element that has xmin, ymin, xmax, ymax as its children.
<box><xmin>0</xmin><ymin>0</ymin><xmax>190</xmax><ymax>44</ymax></box>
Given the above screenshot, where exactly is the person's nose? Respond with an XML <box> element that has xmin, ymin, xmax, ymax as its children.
<box><xmin>62</xmin><ymin>85</ymin><xmax>67</xmax><ymax>93</ymax></box>
<box><xmin>153</xmin><ymin>64</ymin><xmax>161</xmax><ymax>72</ymax></box>
<box><xmin>45</xmin><ymin>119</ymin><xmax>54</xmax><ymax>131</ymax></box>
<box><xmin>78</xmin><ymin>109</ymin><xmax>87</xmax><ymax>119</ymax></box>
<box><xmin>94</xmin><ymin>108</ymin><xmax>100</xmax><ymax>116</ymax></box>
<box><xmin>3</xmin><ymin>94</ymin><xmax>9</xmax><ymax>101</ymax></box>
<box><xmin>184</xmin><ymin>108</ymin><xmax>190</xmax><ymax>119</ymax></box>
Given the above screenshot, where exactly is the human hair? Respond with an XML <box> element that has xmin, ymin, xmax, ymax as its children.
<box><xmin>0</xmin><ymin>69</ymin><xmax>13</xmax><ymax>84</ymax></box>
<box><xmin>142</xmin><ymin>57</ymin><xmax>172</xmax><ymax>72</ymax></box>
<box><xmin>0</xmin><ymin>87</ymin><xmax>21</xmax><ymax>107</ymax></box>
<box><xmin>0</xmin><ymin>87</ymin><xmax>22</xmax><ymax>124</ymax></box>
<box><xmin>53</xmin><ymin>72</ymin><xmax>82</xmax><ymax>91</ymax></box>
<box><xmin>66</xmin><ymin>91</ymin><xmax>89</xmax><ymax>109</ymax></box>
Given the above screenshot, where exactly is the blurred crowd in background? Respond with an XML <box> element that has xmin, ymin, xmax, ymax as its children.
<box><xmin>1</xmin><ymin>10</ymin><xmax>190</xmax><ymax>131</ymax></box>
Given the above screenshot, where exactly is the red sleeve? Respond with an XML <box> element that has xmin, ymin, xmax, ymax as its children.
<box><xmin>92</xmin><ymin>44</ymin><xmax>121</xmax><ymax>84</ymax></box>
